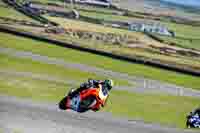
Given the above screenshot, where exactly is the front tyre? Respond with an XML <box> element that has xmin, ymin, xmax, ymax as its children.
<box><xmin>58</xmin><ymin>96</ymin><xmax>68</xmax><ymax>110</ymax></box>
<box><xmin>186</xmin><ymin>122</ymin><xmax>194</xmax><ymax>128</ymax></box>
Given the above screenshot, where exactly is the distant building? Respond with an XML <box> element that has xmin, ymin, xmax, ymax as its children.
<box><xmin>128</xmin><ymin>22</ymin><xmax>174</xmax><ymax>37</ymax></box>
<box><xmin>72</xmin><ymin>0</ymin><xmax>111</xmax><ymax>7</ymax></box>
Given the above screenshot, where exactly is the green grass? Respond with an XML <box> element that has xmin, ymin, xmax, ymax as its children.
<box><xmin>151</xmin><ymin>22</ymin><xmax>200</xmax><ymax>51</ymax></box>
<box><xmin>71</xmin><ymin>6</ymin><xmax>200</xmax><ymax>44</ymax></box>
<box><xmin>155</xmin><ymin>35</ymin><xmax>200</xmax><ymax>51</ymax></box>
<box><xmin>34</xmin><ymin>0</ymin><xmax>200</xmax><ymax>53</ymax></box>
<box><xmin>104</xmin><ymin>90</ymin><xmax>200</xmax><ymax>128</ymax></box>
<box><xmin>45</xmin><ymin>16</ymin><xmax>145</xmax><ymax>36</ymax></box>
<box><xmin>46</xmin><ymin>12</ymin><xmax>200</xmax><ymax>53</ymax></box>
<box><xmin>0</xmin><ymin>73</ymin><xmax>68</xmax><ymax>101</ymax></box>
<box><xmin>81</xmin><ymin>10</ymin><xmax>200</xmax><ymax>40</ymax></box>
<box><xmin>52</xmin><ymin>31</ymin><xmax>200</xmax><ymax>68</ymax></box>
<box><xmin>31</xmin><ymin>0</ymin><xmax>116</xmax><ymax>14</ymax></box>
<box><xmin>0</xmin><ymin>4</ymin><xmax>37</xmax><ymax>22</ymax></box>
<box><xmin>54</xmin><ymin>2</ymin><xmax>200</xmax><ymax>41</ymax></box>
<box><xmin>45</xmin><ymin>16</ymin><xmax>170</xmax><ymax>47</ymax></box>
<box><xmin>31</xmin><ymin>0</ymin><xmax>61</xmax><ymax>4</ymax></box>
<box><xmin>79</xmin><ymin>10</ymin><xmax>132</xmax><ymax>22</ymax></box>
<box><xmin>0</xmin><ymin>74</ymin><xmax>199</xmax><ymax>128</ymax></box>
<box><xmin>0</xmin><ymin>33</ymin><xmax>200</xmax><ymax>89</ymax></box>
<box><xmin>33</xmin><ymin>0</ymin><xmax>200</xmax><ymax>41</ymax></box>
<box><xmin>4</xmin><ymin>22</ymin><xmax>200</xmax><ymax>69</ymax></box>
<box><xmin>0</xmin><ymin>53</ymin><xmax>130</xmax><ymax>86</ymax></box>
<box><xmin>0</xmin><ymin>32</ymin><xmax>200</xmax><ymax>90</ymax></box>
<box><xmin>163</xmin><ymin>22</ymin><xmax>200</xmax><ymax>39</ymax></box>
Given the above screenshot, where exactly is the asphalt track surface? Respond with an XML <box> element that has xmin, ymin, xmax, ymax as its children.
<box><xmin>0</xmin><ymin>95</ymin><xmax>199</xmax><ymax>133</ymax></box>
<box><xmin>1</xmin><ymin>47</ymin><xmax>200</xmax><ymax>97</ymax></box>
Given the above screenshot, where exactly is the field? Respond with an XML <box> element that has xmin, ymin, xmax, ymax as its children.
<box><xmin>46</xmin><ymin>16</ymin><xmax>200</xmax><ymax>53</ymax></box>
<box><xmin>155</xmin><ymin>35</ymin><xmax>200</xmax><ymax>51</ymax></box>
<box><xmin>105</xmin><ymin>91</ymin><xmax>199</xmax><ymax>128</ymax></box>
<box><xmin>2</xmin><ymin>0</ymin><xmax>200</xmax><ymax>71</ymax></box>
<box><xmin>34</xmin><ymin>0</ymin><xmax>200</xmax><ymax>41</ymax></box>
<box><xmin>0</xmin><ymin>1</ymin><xmax>37</xmax><ymax>22</ymax></box>
<box><xmin>153</xmin><ymin>22</ymin><xmax>200</xmax><ymax>51</ymax></box>
<box><xmin>3</xmin><ymin>22</ymin><xmax>200</xmax><ymax>72</ymax></box>
<box><xmin>81</xmin><ymin>10</ymin><xmax>200</xmax><ymax>39</ymax></box>
<box><xmin>0</xmin><ymin>32</ymin><xmax>200</xmax><ymax>90</ymax></box>
<box><xmin>76</xmin><ymin>7</ymin><xmax>200</xmax><ymax>51</ymax></box>
<box><xmin>39</xmin><ymin>0</ymin><xmax>200</xmax><ymax>53</ymax></box>
<box><xmin>29</xmin><ymin>0</ymin><xmax>200</xmax><ymax>35</ymax></box>
<box><xmin>45</xmin><ymin>16</ymin><xmax>147</xmax><ymax>37</ymax></box>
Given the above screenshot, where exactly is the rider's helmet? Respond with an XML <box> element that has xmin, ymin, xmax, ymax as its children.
<box><xmin>104</xmin><ymin>79</ymin><xmax>114</xmax><ymax>91</ymax></box>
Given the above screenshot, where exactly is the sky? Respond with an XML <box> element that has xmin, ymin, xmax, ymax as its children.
<box><xmin>161</xmin><ymin>0</ymin><xmax>200</xmax><ymax>7</ymax></box>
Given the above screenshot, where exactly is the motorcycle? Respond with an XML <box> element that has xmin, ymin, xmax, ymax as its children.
<box><xmin>186</xmin><ymin>113</ymin><xmax>200</xmax><ymax>128</ymax></box>
<box><xmin>58</xmin><ymin>85</ymin><xmax>110</xmax><ymax>113</ymax></box>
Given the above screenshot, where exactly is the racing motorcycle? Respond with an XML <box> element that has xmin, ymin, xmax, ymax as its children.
<box><xmin>58</xmin><ymin>85</ymin><xmax>110</xmax><ymax>113</ymax></box>
<box><xmin>186</xmin><ymin>113</ymin><xmax>200</xmax><ymax>128</ymax></box>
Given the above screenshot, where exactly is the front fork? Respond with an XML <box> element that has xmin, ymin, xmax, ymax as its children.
<box><xmin>69</xmin><ymin>95</ymin><xmax>81</xmax><ymax>112</ymax></box>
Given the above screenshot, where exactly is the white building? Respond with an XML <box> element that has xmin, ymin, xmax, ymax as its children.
<box><xmin>129</xmin><ymin>22</ymin><xmax>174</xmax><ymax>36</ymax></box>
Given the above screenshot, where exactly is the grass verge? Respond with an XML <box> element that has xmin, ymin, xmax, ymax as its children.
<box><xmin>104</xmin><ymin>90</ymin><xmax>199</xmax><ymax>128</ymax></box>
<box><xmin>0</xmin><ymin>32</ymin><xmax>200</xmax><ymax>90</ymax></box>
<box><xmin>0</xmin><ymin>73</ymin><xmax>68</xmax><ymax>101</ymax></box>
<box><xmin>0</xmin><ymin>53</ymin><xmax>130</xmax><ymax>86</ymax></box>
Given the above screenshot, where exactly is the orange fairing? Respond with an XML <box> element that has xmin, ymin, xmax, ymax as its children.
<box><xmin>80</xmin><ymin>86</ymin><xmax>107</xmax><ymax>110</ymax></box>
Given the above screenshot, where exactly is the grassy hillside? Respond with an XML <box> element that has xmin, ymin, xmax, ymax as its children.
<box><xmin>43</xmin><ymin>5</ymin><xmax>200</xmax><ymax>52</ymax></box>
<box><xmin>155</xmin><ymin>22</ymin><xmax>200</xmax><ymax>51</ymax></box>
<box><xmin>155</xmin><ymin>35</ymin><xmax>200</xmax><ymax>50</ymax></box>
<box><xmin>77</xmin><ymin>8</ymin><xmax>200</xmax><ymax>43</ymax></box>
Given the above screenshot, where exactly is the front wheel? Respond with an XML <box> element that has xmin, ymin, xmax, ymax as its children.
<box><xmin>58</xmin><ymin>96</ymin><xmax>68</xmax><ymax>110</ymax></box>
<box><xmin>186</xmin><ymin>121</ymin><xmax>194</xmax><ymax>128</ymax></box>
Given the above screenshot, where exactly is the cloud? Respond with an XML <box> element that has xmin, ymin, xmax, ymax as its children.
<box><xmin>161</xmin><ymin>0</ymin><xmax>200</xmax><ymax>7</ymax></box>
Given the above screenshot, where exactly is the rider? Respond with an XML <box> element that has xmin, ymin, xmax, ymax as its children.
<box><xmin>192</xmin><ymin>107</ymin><xmax>200</xmax><ymax>116</ymax></box>
<box><xmin>188</xmin><ymin>107</ymin><xmax>200</xmax><ymax>119</ymax></box>
<box><xmin>68</xmin><ymin>79</ymin><xmax>114</xmax><ymax>111</ymax></box>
